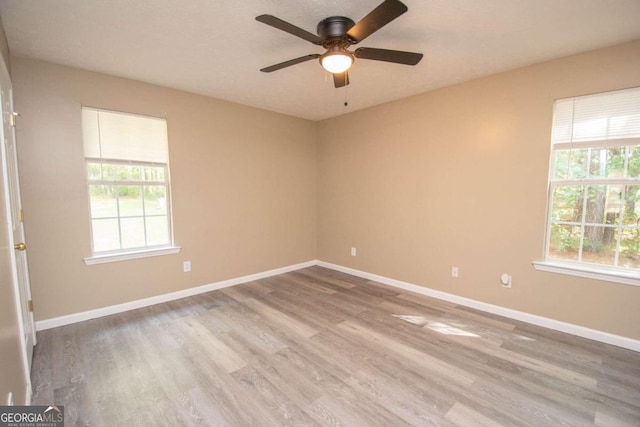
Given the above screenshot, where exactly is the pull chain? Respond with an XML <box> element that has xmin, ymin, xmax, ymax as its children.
<box><xmin>344</xmin><ymin>84</ymin><xmax>349</xmax><ymax>107</ymax></box>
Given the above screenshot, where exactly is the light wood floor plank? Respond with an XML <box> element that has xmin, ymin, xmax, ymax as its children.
<box><xmin>446</xmin><ymin>402</ymin><xmax>506</xmax><ymax>427</ymax></box>
<box><xmin>337</xmin><ymin>319</ymin><xmax>478</xmax><ymax>387</ymax></box>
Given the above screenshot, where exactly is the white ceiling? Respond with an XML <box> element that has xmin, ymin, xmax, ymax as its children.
<box><xmin>1</xmin><ymin>0</ymin><xmax>639</xmax><ymax>121</ymax></box>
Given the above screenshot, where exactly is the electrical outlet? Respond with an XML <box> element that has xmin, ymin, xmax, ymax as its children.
<box><xmin>183</xmin><ymin>261</ymin><xmax>191</xmax><ymax>272</ymax></box>
<box><xmin>351</xmin><ymin>247</ymin><xmax>357</xmax><ymax>256</ymax></box>
<box><xmin>500</xmin><ymin>273</ymin><xmax>512</xmax><ymax>288</ymax></box>
<box><xmin>451</xmin><ymin>267</ymin><xmax>459</xmax><ymax>278</ymax></box>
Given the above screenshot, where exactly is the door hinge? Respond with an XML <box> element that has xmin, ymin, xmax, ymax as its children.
<box><xmin>9</xmin><ymin>112</ymin><xmax>19</xmax><ymax>127</ymax></box>
<box><xmin>28</xmin><ymin>300</ymin><xmax>33</xmax><ymax>312</ymax></box>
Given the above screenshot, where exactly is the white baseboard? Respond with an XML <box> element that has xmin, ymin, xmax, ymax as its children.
<box><xmin>35</xmin><ymin>260</ymin><xmax>316</xmax><ymax>331</ymax></box>
<box><xmin>36</xmin><ymin>258</ymin><xmax>640</xmax><ymax>352</ymax></box>
<box><xmin>316</xmin><ymin>261</ymin><xmax>640</xmax><ymax>353</ymax></box>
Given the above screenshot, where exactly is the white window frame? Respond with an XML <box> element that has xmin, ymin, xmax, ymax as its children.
<box><xmin>82</xmin><ymin>108</ymin><xmax>180</xmax><ymax>265</ymax></box>
<box><xmin>533</xmin><ymin>87</ymin><xmax>640</xmax><ymax>286</ymax></box>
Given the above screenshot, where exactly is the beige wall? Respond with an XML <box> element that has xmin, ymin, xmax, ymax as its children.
<box><xmin>12</xmin><ymin>57</ymin><xmax>317</xmax><ymax>321</ymax></box>
<box><xmin>0</xmin><ymin>18</ymin><xmax>27</xmax><ymax>404</ymax></box>
<box><xmin>318</xmin><ymin>40</ymin><xmax>640</xmax><ymax>340</ymax></box>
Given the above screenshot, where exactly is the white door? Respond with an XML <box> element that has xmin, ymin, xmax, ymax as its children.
<box><xmin>0</xmin><ymin>59</ymin><xmax>36</xmax><ymax>371</ymax></box>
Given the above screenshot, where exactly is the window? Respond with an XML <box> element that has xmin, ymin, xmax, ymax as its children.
<box><xmin>542</xmin><ymin>87</ymin><xmax>640</xmax><ymax>280</ymax></box>
<box><xmin>82</xmin><ymin>107</ymin><xmax>175</xmax><ymax>259</ymax></box>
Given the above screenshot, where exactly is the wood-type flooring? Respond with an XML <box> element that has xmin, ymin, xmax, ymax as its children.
<box><xmin>31</xmin><ymin>266</ymin><xmax>640</xmax><ymax>426</ymax></box>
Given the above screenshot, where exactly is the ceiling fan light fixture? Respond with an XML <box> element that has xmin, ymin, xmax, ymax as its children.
<box><xmin>320</xmin><ymin>49</ymin><xmax>354</xmax><ymax>74</ymax></box>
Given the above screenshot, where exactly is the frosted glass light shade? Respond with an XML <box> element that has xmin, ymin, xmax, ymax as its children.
<box><xmin>321</xmin><ymin>52</ymin><xmax>353</xmax><ymax>74</ymax></box>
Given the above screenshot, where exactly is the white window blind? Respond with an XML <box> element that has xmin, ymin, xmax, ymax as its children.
<box><xmin>552</xmin><ymin>87</ymin><xmax>640</xmax><ymax>145</ymax></box>
<box><xmin>82</xmin><ymin>108</ymin><xmax>168</xmax><ymax>163</ymax></box>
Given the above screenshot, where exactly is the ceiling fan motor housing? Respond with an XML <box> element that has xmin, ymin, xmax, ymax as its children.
<box><xmin>317</xmin><ymin>16</ymin><xmax>356</xmax><ymax>46</ymax></box>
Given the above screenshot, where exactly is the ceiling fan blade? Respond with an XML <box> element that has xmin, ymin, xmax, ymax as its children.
<box><xmin>354</xmin><ymin>47</ymin><xmax>423</xmax><ymax>65</ymax></box>
<box><xmin>346</xmin><ymin>0</ymin><xmax>408</xmax><ymax>43</ymax></box>
<box><xmin>333</xmin><ymin>72</ymin><xmax>350</xmax><ymax>88</ymax></box>
<box><xmin>260</xmin><ymin>54</ymin><xmax>320</xmax><ymax>73</ymax></box>
<box><xmin>256</xmin><ymin>15</ymin><xmax>322</xmax><ymax>45</ymax></box>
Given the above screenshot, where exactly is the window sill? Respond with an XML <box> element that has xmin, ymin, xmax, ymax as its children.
<box><xmin>532</xmin><ymin>260</ymin><xmax>640</xmax><ymax>287</ymax></box>
<box><xmin>84</xmin><ymin>246</ymin><xmax>181</xmax><ymax>265</ymax></box>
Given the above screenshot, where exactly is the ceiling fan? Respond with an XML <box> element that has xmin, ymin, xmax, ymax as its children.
<box><xmin>256</xmin><ymin>0</ymin><xmax>423</xmax><ymax>88</ymax></box>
